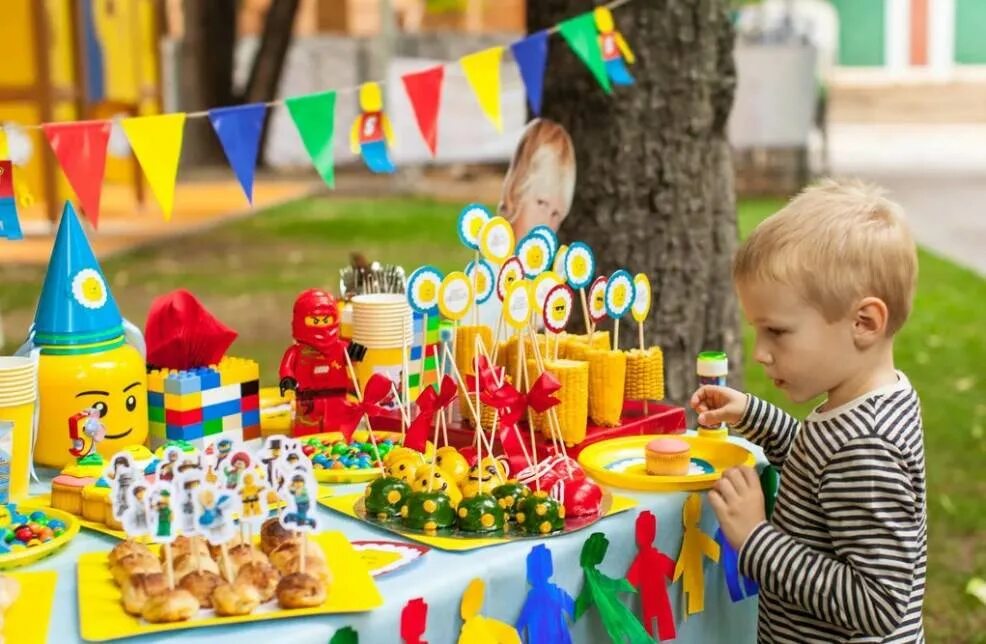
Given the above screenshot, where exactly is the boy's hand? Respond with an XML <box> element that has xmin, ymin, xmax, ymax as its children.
<box><xmin>690</xmin><ymin>385</ymin><xmax>748</xmax><ymax>427</ymax></box>
<box><xmin>708</xmin><ymin>467</ymin><xmax>766</xmax><ymax>550</ymax></box>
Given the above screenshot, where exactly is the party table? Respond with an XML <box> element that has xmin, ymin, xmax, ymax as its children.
<box><xmin>27</xmin><ymin>435</ymin><xmax>764</xmax><ymax>644</ymax></box>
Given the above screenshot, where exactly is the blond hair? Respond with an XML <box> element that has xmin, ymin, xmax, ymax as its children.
<box><xmin>734</xmin><ymin>178</ymin><xmax>918</xmax><ymax>335</ymax></box>
<box><xmin>498</xmin><ymin>118</ymin><xmax>576</xmax><ymax>223</ymax></box>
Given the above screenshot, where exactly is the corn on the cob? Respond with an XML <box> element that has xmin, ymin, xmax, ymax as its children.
<box><xmin>586</xmin><ymin>349</ymin><xmax>627</xmax><ymax>426</ymax></box>
<box><xmin>542</xmin><ymin>359</ymin><xmax>588</xmax><ymax>445</ymax></box>
<box><xmin>625</xmin><ymin>346</ymin><xmax>665</xmax><ymax>401</ymax></box>
<box><xmin>456</xmin><ymin>325</ymin><xmax>493</xmax><ymax>425</ymax></box>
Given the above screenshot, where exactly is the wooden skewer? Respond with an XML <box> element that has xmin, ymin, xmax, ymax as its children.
<box><xmin>343</xmin><ymin>349</ymin><xmax>384</xmax><ymax>468</ymax></box>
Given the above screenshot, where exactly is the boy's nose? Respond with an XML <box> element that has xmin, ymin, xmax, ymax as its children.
<box><xmin>753</xmin><ymin>343</ymin><xmax>773</xmax><ymax>366</ymax></box>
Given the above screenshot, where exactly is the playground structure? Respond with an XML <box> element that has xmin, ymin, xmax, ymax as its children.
<box><xmin>0</xmin><ymin>0</ymin><xmax>162</xmax><ymax>224</ymax></box>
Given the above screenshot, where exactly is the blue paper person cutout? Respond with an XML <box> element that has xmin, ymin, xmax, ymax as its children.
<box><xmin>714</xmin><ymin>527</ymin><xmax>758</xmax><ymax>602</ymax></box>
<box><xmin>517</xmin><ymin>544</ymin><xmax>575</xmax><ymax>643</ymax></box>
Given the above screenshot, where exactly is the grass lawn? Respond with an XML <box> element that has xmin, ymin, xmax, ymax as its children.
<box><xmin>1</xmin><ymin>195</ymin><xmax>983</xmax><ymax>641</ymax></box>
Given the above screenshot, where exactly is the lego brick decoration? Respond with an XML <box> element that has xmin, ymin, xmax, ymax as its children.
<box><xmin>147</xmin><ymin>356</ymin><xmax>260</xmax><ymax>448</ymax></box>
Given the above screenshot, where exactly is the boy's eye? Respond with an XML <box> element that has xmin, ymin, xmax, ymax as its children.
<box><xmin>766</xmin><ymin>327</ymin><xmax>787</xmax><ymax>336</ymax></box>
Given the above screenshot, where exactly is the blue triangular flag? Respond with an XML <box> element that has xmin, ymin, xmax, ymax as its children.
<box><xmin>511</xmin><ymin>31</ymin><xmax>549</xmax><ymax>115</ymax></box>
<box><xmin>208</xmin><ymin>103</ymin><xmax>268</xmax><ymax>204</ymax></box>
<box><xmin>34</xmin><ymin>202</ymin><xmax>124</xmax><ymax>347</ymax></box>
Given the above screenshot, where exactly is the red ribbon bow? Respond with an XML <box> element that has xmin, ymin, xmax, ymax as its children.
<box><xmin>405</xmin><ymin>375</ymin><xmax>457</xmax><ymax>451</ymax></box>
<box><xmin>326</xmin><ymin>373</ymin><xmax>393</xmax><ymax>442</ymax></box>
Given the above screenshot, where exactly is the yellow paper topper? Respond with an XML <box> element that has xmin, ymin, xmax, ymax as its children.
<box><xmin>438</xmin><ymin>271</ymin><xmax>474</xmax><ymax>321</ymax></box>
<box><xmin>479</xmin><ymin>216</ymin><xmax>515</xmax><ymax>263</ymax></box>
<box><xmin>533</xmin><ymin>271</ymin><xmax>562</xmax><ymax>313</ymax></box>
<box><xmin>503</xmin><ymin>281</ymin><xmax>533</xmax><ymax>329</ymax></box>
<box><xmin>631</xmin><ymin>273</ymin><xmax>651</xmax><ymax>323</ymax></box>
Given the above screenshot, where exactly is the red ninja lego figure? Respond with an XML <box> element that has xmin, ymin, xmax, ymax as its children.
<box><xmin>279</xmin><ymin>289</ymin><xmax>367</xmax><ymax>436</ymax></box>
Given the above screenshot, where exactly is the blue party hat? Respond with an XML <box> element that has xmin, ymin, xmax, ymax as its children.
<box><xmin>32</xmin><ymin>202</ymin><xmax>124</xmax><ymax>351</ymax></box>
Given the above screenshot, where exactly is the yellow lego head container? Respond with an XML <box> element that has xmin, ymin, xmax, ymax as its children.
<box><xmin>27</xmin><ymin>203</ymin><xmax>148</xmax><ymax>468</ymax></box>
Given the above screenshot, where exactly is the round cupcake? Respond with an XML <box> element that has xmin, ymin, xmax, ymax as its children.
<box><xmin>645</xmin><ymin>438</ymin><xmax>691</xmax><ymax>476</ymax></box>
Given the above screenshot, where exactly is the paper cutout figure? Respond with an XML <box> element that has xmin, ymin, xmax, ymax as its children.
<box><xmin>156</xmin><ymin>446</ymin><xmax>183</xmax><ymax>482</ymax></box>
<box><xmin>673</xmin><ymin>494</ymin><xmax>720</xmax><ymax>615</ymax></box>
<box><xmin>574</xmin><ymin>533</ymin><xmax>653</xmax><ymax>644</ymax></box>
<box><xmin>330</xmin><ymin>627</ymin><xmax>359</xmax><ymax>644</ymax></box>
<box><xmin>0</xmin><ymin>160</ymin><xmax>23</xmax><ymax>241</ymax></box>
<box><xmin>761</xmin><ymin>464</ymin><xmax>780</xmax><ymax>520</ymax></box>
<box><xmin>122</xmin><ymin>482</ymin><xmax>152</xmax><ymax>536</ymax></box>
<box><xmin>175</xmin><ymin>470</ymin><xmax>204</xmax><ymax>535</ymax></box>
<box><xmin>259</xmin><ymin>436</ymin><xmax>284</xmax><ymax>487</ymax></box>
<box><xmin>594</xmin><ymin>7</ymin><xmax>635</xmax><ymax>86</ymax></box>
<box><xmin>221</xmin><ymin>450</ymin><xmax>252</xmax><ymax>490</ymax></box>
<box><xmin>714</xmin><ymin>527</ymin><xmax>758</xmax><ymax>603</ymax></box>
<box><xmin>68</xmin><ymin>406</ymin><xmax>106</xmax><ymax>457</ymax></box>
<box><xmin>516</xmin><ymin>545</ymin><xmax>574</xmax><ymax>644</ymax></box>
<box><xmin>401</xmin><ymin>597</ymin><xmax>429</xmax><ymax>644</ymax></box>
<box><xmin>196</xmin><ymin>482</ymin><xmax>240</xmax><ymax>544</ymax></box>
<box><xmin>149</xmin><ymin>482</ymin><xmax>175</xmax><ymax>542</ymax></box>
<box><xmin>350</xmin><ymin>82</ymin><xmax>396</xmax><ymax>173</ymax></box>
<box><xmin>106</xmin><ymin>452</ymin><xmax>138</xmax><ymax>521</ymax></box>
<box><xmin>626</xmin><ymin>511</ymin><xmax>676</xmax><ymax>641</ymax></box>
<box><xmin>279</xmin><ymin>466</ymin><xmax>319</xmax><ymax>531</ymax></box>
<box><xmin>459</xmin><ymin>578</ymin><xmax>521</xmax><ymax>644</ymax></box>
<box><xmin>238</xmin><ymin>469</ymin><xmax>270</xmax><ymax>531</ymax></box>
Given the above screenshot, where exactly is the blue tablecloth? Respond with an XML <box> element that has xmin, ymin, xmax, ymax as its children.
<box><xmin>31</xmin><ymin>436</ymin><xmax>763</xmax><ymax>643</ymax></box>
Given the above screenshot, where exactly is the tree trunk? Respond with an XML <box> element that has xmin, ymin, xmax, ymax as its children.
<box><xmin>528</xmin><ymin>0</ymin><xmax>742</xmax><ymax>408</ymax></box>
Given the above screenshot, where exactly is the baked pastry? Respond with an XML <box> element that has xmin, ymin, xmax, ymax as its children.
<box><xmin>268</xmin><ymin>540</ymin><xmax>323</xmax><ymax>574</ymax></box>
<box><xmin>109</xmin><ymin>540</ymin><xmax>153</xmax><ymax>567</ymax></box>
<box><xmin>140</xmin><ymin>589</ymin><xmax>199</xmax><ymax>623</ymax></box>
<box><xmin>645</xmin><ymin>438</ymin><xmax>691</xmax><ymax>476</ymax></box>
<box><xmin>0</xmin><ymin>575</ymin><xmax>20</xmax><ymax>611</ymax></box>
<box><xmin>120</xmin><ymin>572</ymin><xmax>167</xmax><ymax>616</ymax></box>
<box><xmin>177</xmin><ymin>570</ymin><xmax>223</xmax><ymax>609</ymax></box>
<box><xmin>111</xmin><ymin>552</ymin><xmax>162</xmax><ymax>586</ymax></box>
<box><xmin>173</xmin><ymin>553</ymin><xmax>220</xmax><ymax>581</ymax></box>
<box><xmin>168</xmin><ymin>535</ymin><xmax>210</xmax><ymax>562</ymax></box>
<box><xmin>208</xmin><ymin>534</ymin><xmax>246</xmax><ymax>560</ymax></box>
<box><xmin>276</xmin><ymin>573</ymin><xmax>326</xmax><ymax>609</ymax></box>
<box><xmin>220</xmin><ymin>544</ymin><xmax>269</xmax><ymax>580</ymax></box>
<box><xmin>212</xmin><ymin>582</ymin><xmax>262</xmax><ymax>616</ymax></box>
<box><xmin>260</xmin><ymin>518</ymin><xmax>299</xmax><ymax>555</ymax></box>
<box><xmin>234</xmin><ymin>562</ymin><xmax>280</xmax><ymax>602</ymax></box>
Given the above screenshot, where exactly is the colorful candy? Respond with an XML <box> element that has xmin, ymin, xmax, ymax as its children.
<box><xmin>305</xmin><ymin>437</ymin><xmax>395</xmax><ymax>472</ymax></box>
<box><xmin>0</xmin><ymin>506</ymin><xmax>66</xmax><ymax>554</ymax></box>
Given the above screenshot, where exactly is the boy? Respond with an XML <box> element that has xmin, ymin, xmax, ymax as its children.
<box><xmin>692</xmin><ymin>179</ymin><xmax>926</xmax><ymax>642</ymax></box>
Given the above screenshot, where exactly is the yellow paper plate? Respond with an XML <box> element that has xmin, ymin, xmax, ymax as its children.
<box><xmin>578</xmin><ymin>434</ymin><xmax>756</xmax><ymax>491</ymax></box>
<box><xmin>3</xmin><ymin>570</ymin><xmax>57</xmax><ymax>644</ymax></box>
<box><xmin>78</xmin><ymin>530</ymin><xmax>383</xmax><ymax>642</ymax></box>
<box><xmin>0</xmin><ymin>506</ymin><xmax>80</xmax><ymax>570</ymax></box>
<box><xmin>319</xmin><ymin>493</ymin><xmax>638</xmax><ymax>552</ymax></box>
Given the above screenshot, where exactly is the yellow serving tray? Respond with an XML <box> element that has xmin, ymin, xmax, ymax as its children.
<box><xmin>319</xmin><ymin>493</ymin><xmax>638</xmax><ymax>552</ymax></box>
<box><xmin>3</xmin><ymin>570</ymin><xmax>57</xmax><ymax>644</ymax></box>
<box><xmin>78</xmin><ymin>530</ymin><xmax>383</xmax><ymax>642</ymax></box>
<box><xmin>578</xmin><ymin>434</ymin><xmax>756</xmax><ymax>491</ymax></box>
<box><xmin>0</xmin><ymin>506</ymin><xmax>80</xmax><ymax>570</ymax></box>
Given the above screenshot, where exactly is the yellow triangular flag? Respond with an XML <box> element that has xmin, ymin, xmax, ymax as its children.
<box><xmin>460</xmin><ymin>47</ymin><xmax>504</xmax><ymax>132</ymax></box>
<box><xmin>122</xmin><ymin>113</ymin><xmax>186</xmax><ymax>220</ymax></box>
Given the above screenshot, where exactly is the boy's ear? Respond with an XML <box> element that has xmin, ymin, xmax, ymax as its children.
<box><xmin>852</xmin><ymin>296</ymin><xmax>889</xmax><ymax>347</ymax></box>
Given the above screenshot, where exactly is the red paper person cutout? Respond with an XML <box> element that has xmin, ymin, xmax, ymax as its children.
<box><xmin>401</xmin><ymin>65</ymin><xmax>444</xmax><ymax>156</ymax></box>
<box><xmin>42</xmin><ymin>120</ymin><xmax>112</xmax><ymax>228</ymax></box>
<box><xmin>401</xmin><ymin>596</ymin><xmax>429</xmax><ymax>644</ymax></box>
<box><xmin>626</xmin><ymin>510</ymin><xmax>676</xmax><ymax>641</ymax></box>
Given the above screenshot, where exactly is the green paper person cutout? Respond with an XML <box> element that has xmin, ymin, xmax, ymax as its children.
<box><xmin>330</xmin><ymin>626</ymin><xmax>359</xmax><ymax>644</ymax></box>
<box><xmin>575</xmin><ymin>532</ymin><xmax>654</xmax><ymax>644</ymax></box>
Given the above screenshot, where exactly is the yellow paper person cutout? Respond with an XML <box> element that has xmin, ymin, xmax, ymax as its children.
<box><xmin>459</xmin><ymin>578</ymin><xmax>521</xmax><ymax>644</ymax></box>
<box><xmin>122</xmin><ymin>113</ymin><xmax>187</xmax><ymax>220</ymax></box>
<box><xmin>673</xmin><ymin>493</ymin><xmax>720</xmax><ymax>615</ymax></box>
<box><xmin>461</xmin><ymin>47</ymin><xmax>505</xmax><ymax>132</ymax></box>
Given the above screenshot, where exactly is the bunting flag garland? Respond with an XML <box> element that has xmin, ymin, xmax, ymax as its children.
<box><xmin>122</xmin><ymin>113</ymin><xmax>187</xmax><ymax>221</ymax></box>
<box><xmin>0</xmin><ymin>2</ymin><xmax>637</xmax><ymax>228</ymax></box>
<box><xmin>0</xmin><ymin>161</ymin><xmax>22</xmax><ymax>241</ymax></box>
<box><xmin>401</xmin><ymin>65</ymin><xmax>444</xmax><ymax>156</ymax></box>
<box><xmin>559</xmin><ymin>13</ymin><xmax>613</xmax><ymax>94</ymax></box>
<box><xmin>207</xmin><ymin>103</ymin><xmax>268</xmax><ymax>204</ymax></box>
<box><xmin>42</xmin><ymin>120</ymin><xmax>111</xmax><ymax>228</ymax></box>
<box><xmin>460</xmin><ymin>46</ymin><xmax>505</xmax><ymax>132</ymax></box>
<box><xmin>510</xmin><ymin>31</ymin><xmax>549</xmax><ymax>116</ymax></box>
<box><xmin>286</xmin><ymin>90</ymin><xmax>338</xmax><ymax>189</ymax></box>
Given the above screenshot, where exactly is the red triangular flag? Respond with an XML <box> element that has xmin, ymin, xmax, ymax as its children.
<box><xmin>42</xmin><ymin>120</ymin><xmax>112</xmax><ymax>228</ymax></box>
<box><xmin>401</xmin><ymin>65</ymin><xmax>444</xmax><ymax>157</ymax></box>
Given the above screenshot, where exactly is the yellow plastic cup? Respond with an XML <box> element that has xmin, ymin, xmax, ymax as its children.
<box><xmin>0</xmin><ymin>395</ymin><xmax>36</xmax><ymax>501</ymax></box>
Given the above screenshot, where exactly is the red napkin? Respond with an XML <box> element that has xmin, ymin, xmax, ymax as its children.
<box><xmin>145</xmin><ymin>289</ymin><xmax>238</xmax><ymax>370</ymax></box>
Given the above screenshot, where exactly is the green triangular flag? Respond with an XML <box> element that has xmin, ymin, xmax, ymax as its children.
<box><xmin>329</xmin><ymin>626</ymin><xmax>358</xmax><ymax>644</ymax></box>
<box><xmin>559</xmin><ymin>13</ymin><xmax>612</xmax><ymax>94</ymax></box>
<box><xmin>286</xmin><ymin>90</ymin><xmax>337</xmax><ymax>188</ymax></box>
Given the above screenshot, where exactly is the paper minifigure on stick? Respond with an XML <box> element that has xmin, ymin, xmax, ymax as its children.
<box><xmin>516</xmin><ymin>544</ymin><xmax>574</xmax><ymax>644</ymax></box>
<box><xmin>350</xmin><ymin>82</ymin><xmax>396</xmax><ymax>173</ymax></box>
<box><xmin>458</xmin><ymin>578</ymin><xmax>521</xmax><ymax>644</ymax></box>
<box><xmin>122</xmin><ymin>482</ymin><xmax>152</xmax><ymax>536</ymax></box>
<box><xmin>626</xmin><ymin>511</ymin><xmax>676</xmax><ymax>641</ymax></box>
<box><xmin>106</xmin><ymin>451</ymin><xmax>138</xmax><ymax>521</ymax></box>
<box><xmin>279</xmin><ymin>466</ymin><xmax>319</xmax><ymax>531</ymax></box>
<box><xmin>574</xmin><ymin>533</ymin><xmax>653</xmax><ymax>644</ymax></box>
<box><xmin>594</xmin><ymin>7</ymin><xmax>635</xmax><ymax>86</ymax></box>
<box><xmin>673</xmin><ymin>493</ymin><xmax>720</xmax><ymax>615</ymax></box>
<box><xmin>149</xmin><ymin>482</ymin><xmax>176</xmax><ymax>543</ymax></box>
<box><xmin>196</xmin><ymin>482</ymin><xmax>240</xmax><ymax>545</ymax></box>
<box><xmin>175</xmin><ymin>469</ymin><xmax>205</xmax><ymax>536</ymax></box>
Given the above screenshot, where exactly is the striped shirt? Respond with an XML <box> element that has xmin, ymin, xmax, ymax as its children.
<box><xmin>734</xmin><ymin>372</ymin><xmax>927</xmax><ymax>643</ymax></box>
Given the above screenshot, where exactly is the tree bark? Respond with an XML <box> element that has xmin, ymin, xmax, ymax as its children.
<box><xmin>528</xmin><ymin>0</ymin><xmax>742</xmax><ymax>407</ymax></box>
